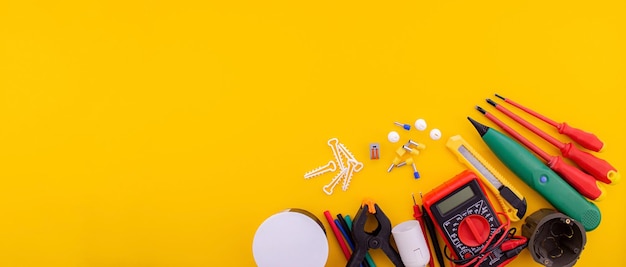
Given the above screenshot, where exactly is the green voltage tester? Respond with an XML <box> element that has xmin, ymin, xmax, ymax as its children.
<box><xmin>468</xmin><ymin>117</ymin><xmax>601</xmax><ymax>231</ymax></box>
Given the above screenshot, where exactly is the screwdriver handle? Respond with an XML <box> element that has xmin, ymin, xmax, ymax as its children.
<box><xmin>477</xmin><ymin>110</ymin><xmax>607</xmax><ymax>200</ymax></box>
<box><xmin>496</xmin><ymin>94</ymin><xmax>605</xmax><ymax>152</ymax></box>
<box><xmin>477</xmin><ymin>125</ymin><xmax>601</xmax><ymax>231</ymax></box>
<box><xmin>558</xmin><ymin>122</ymin><xmax>604</xmax><ymax>152</ymax></box>
<box><xmin>560</xmin><ymin>143</ymin><xmax>620</xmax><ymax>184</ymax></box>
<box><xmin>547</xmin><ymin>156</ymin><xmax>606</xmax><ymax>201</ymax></box>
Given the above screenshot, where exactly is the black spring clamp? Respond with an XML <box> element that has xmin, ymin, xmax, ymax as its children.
<box><xmin>347</xmin><ymin>200</ymin><xmax>405</xmax><ymax>267</ymax></box>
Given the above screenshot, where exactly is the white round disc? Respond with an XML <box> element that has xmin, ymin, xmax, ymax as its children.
<box><xmin>414</xmin><ymin>119</ymin><xmax>427</xmax><ymax>131</ymax></box>
<box><xmin>388</xmin><ymin>131</ymin><xmax>400</xmax><ymax>143</ymax></box>
<box><xmin>253</xmin><ymin>210</ymin><xmax>328</xmax><ymax>267</ymax></box>
<box><xmin>430</xmin><ymin>128</ymin><xmax>442</xmax><ymax>140</ymax></box>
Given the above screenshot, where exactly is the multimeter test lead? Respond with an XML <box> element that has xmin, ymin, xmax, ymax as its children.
<box><xmin>476</xmin><ymin>106</ymin><xmax>606</xmax><ymax>201</ymax></box>
<box><xmin>486</xmin><ymin>98</ymin><xmax>620</xmax><ymax>185</ymax></box>
<box><xmin>468</xmin><ymin>117</ymin><xmax>602</xmax><ymax>231</ymax></box>
<box><xmin>495</xmin><ymin>94</ymin><xmax>604</xmax><ymax>152</ymax></box>
<box><xmin>411</xmin><ymin>193</ymin><xmax>435</xmax><ymax>267</ymax></box>
<box><xmin>421</xmin><ymin>171</ymin><xmax>527</xmax><ymax>267</ymax></box>
<box><xmin>419</xmin><ymin>193</ymin><xmax>445</xmax><ymax>267</ymax></box>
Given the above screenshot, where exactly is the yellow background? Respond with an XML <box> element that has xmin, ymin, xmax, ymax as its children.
<box><xmin>1</xmin><ymin>0</ymin><xmax>625</xmax><ymax>266</ymax></box>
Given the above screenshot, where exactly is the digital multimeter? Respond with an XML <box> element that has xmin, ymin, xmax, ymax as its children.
<box><xmin>422</xmin><ymin>170</ymin><xmax>507</xmax><ymax>267</ymax></box>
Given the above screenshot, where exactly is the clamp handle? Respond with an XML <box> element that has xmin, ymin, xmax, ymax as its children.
<box><xmin>347</xmin><ymin>203</ymin><xmax>404</xmax><ymax>267</ymax></box>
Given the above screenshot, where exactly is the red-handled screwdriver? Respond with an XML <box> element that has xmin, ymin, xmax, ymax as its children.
<box><xmin>495</xmin><ymin>94</ymin><xmax>604</xmax><ymax>152</ymax></box>
<box><xmin>412</xmin><ymin>193</ymin><xmax>435</xmax><ymax>267</ymax></box>
<box><xmin>486</xmin><ymin>99</ymin><xmax>620</xmax><ymax>185</ymax></box>
<box><xmin>476</xmin><ymin>106</ymin><xmax>606</xmax><ymax>201</ymax></box>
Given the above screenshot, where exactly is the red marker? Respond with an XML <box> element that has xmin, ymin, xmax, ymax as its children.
<box><xmin>324</xmin><ymin>210</ymin><xmax>352</xmax><ymax>261</ymax></box>
<box><xmin>486</xmin><ymin>99</ymin><xmax>620</xmax><ymax>185</ymax></box>
<box><xmin>477</xmin><ymin>106</ymin><xmax>606</xmax><ymax>201</ymax></box>
<box><xmin>495</xmin><ymin>94</ymin><xmax>604</xmax><ymax>152</ymax></box>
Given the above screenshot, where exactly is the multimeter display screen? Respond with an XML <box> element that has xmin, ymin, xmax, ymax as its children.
<box><xmin>436</xmin><ymin>186</ymin><xmax>475</xmax><ymax>215</ymax></box>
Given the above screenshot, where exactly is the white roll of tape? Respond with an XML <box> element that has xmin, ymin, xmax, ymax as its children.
<box><xmin>252</xmin><ymin>209</ymin><xmax>328</xmax><ymax>267</ymax></box>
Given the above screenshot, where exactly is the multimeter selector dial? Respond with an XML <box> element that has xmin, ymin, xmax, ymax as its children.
<box><xmin>458</xmin><ymin>214</ymin><xmax>490</xmax><ymax>247</ymax></box>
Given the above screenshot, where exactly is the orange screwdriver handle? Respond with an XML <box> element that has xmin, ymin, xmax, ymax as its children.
<box><xmin>558</xmin><ymin>122</ymin><xmax>604</xmax><ymax>152</ymax></box>
<box><xmin>560</xmin><ymin>143</ymin><xmax>620</xmax><ymax>184</ymax></box>
<box><xmin>548</xmin><ymin>156</ymin><xmax>605</xmax><ymax>201</ymax></box>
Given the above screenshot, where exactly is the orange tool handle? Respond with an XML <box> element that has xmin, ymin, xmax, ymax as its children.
<box><xmin>496</xmin><ymin>94</ymin><xmax>604</xmax><ymax>152</ymax></box>
<box><xmin>560</xmin><ymin>143</ymin><xmax>620</xmax><ymax>184</ymax></box>
<box><xmin>488</xmin><ymin>99</ymin><xmax>619</xmax><ymax>185</ymax></box>
<box><xmin>547</xmin><ymin>156</ymin><xmax>605</xmax><ymax>201</ymax></box>
<box><xmin>558</xmin><ymin>122</ymin><xmax>604</xmax><ymax>152</ymax></box>
<box><xmin>480</xmin><ymin>107</ymin><xmax>605</xmax><ymax>200</ymax></box>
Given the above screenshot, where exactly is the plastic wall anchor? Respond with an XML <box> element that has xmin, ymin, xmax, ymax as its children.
<box><xmin>304</xmin><ymin>160</ymin><xmax>337</xmax><ymax>179</ymax></box>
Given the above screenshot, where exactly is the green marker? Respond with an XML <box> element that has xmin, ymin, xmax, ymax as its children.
<box><xmin>468</xmin><ymin>117</ymin><xmax>601</xmax><ymax>231</ymax></box>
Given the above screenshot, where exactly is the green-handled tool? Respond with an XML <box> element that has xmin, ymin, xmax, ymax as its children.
<box><xmin>468</xmin><ymin>117</ymin><xmax>601</xmax><ymax>231</ymax></box>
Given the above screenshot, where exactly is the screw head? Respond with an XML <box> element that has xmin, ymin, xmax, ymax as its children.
<box><xmin>369</xmin><ymin>239</ymin><xmax>380</xmax><ymax>248</ymax></box>
<box><xmin>388</xmin><ymin>131</ymin><xmax>400</xmax><ymax>143</ymax></box>
<box><xmin>430</xmin><ymin>128</ymin><xmax>442</xmax><ymax>140</ymax></box>
<box><xmin>415</xmin><ymin>119</ymin><xmax>427</xmax><ymax>131</ymax></box>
